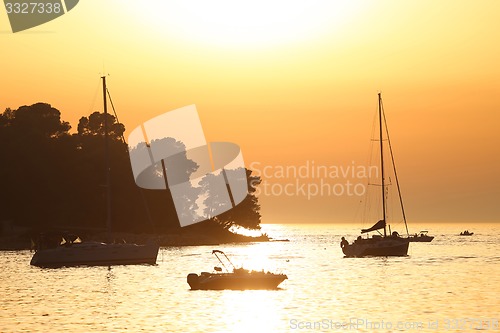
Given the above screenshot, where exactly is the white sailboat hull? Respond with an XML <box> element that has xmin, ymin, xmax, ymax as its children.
<box><xmin>30</xmin><ymin>242</ymin><xmax>159</xmax><ymax>268</ymax></box>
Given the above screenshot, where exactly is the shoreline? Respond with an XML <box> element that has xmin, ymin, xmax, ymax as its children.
<box><xmin>0</xmin><ymin>231</ymin><xmax>270</xmax><ymax>251</ymax></box>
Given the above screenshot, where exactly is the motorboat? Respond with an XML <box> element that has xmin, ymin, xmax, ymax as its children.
<box><xmin>408</xmin><ymin>230</ymin><xmax>434</xmax><ymax>242</ymax></box>
<box><xmin>187</xmin><ymin>250</ymin><xmax>287</xmax><ymax>290</ymax></box>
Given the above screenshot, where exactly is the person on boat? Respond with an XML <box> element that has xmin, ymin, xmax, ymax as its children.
<box><xmin>340</xmin><ymin>237</ymin><xmax>349</xmax><ymax>248</ymax></box>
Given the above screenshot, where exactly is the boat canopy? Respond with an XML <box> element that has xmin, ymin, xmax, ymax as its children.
<box><xmin>361</xmin><ymin>220</ymin><xmax>386</xmax><ymax>234</ymax></box>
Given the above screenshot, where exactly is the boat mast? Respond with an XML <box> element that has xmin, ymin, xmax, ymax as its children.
<box><xmin>378</xmin><ymin>93</ymin><xmax>387</xmax><ymax>237</ymax></box>
<box><xmin>102</xmin><ymin>76</ymin><xmax>112</xmax><ymax>242</ymax></box>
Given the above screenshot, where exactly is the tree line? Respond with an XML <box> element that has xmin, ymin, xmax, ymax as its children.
<box><xmin>0</xmin><ymin>103</ymin><xmax>263</xmax><ymax>237</ymax></box>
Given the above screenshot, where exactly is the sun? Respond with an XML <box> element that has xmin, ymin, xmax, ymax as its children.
<box><xmin>127</xmin><ymin>0</ymin><xmax>367</xmax><ymax>48</ymax></box>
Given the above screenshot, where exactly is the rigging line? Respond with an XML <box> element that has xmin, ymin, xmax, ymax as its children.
<box><xmin>105</xmin><ymin>86</ymin><xmax>156</xmax><ymax>232</ymax></box>
<box><xmin>361</xmin><ymin>107</ymin><xmax>379</xmax><ymax>226</ymax></box>
<box><xmin>380</xmin><ymin>98</ymin><xmax>409</xmax><ymax>236</ymax></box>
<box><xmin>105</xmin><ymin>87</ymin><xmax>126</xmax><ymax>144</ymax></box>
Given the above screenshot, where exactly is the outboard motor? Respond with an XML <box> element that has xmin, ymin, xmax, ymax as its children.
<box><xmin>187</xmin><ymin>273</ymin><xmax>200</xmax><ymax>290</ymax></box>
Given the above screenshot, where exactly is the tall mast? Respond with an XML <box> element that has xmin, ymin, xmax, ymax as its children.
<box><xmin>102</xmin><ymin>76</ymin><xmax>112</xmax><ymax>242</ymax></box>
<box><xmin>378</xmin><ymin>93</ymin><xmax>387</xmax><ymax>237</ymax></box>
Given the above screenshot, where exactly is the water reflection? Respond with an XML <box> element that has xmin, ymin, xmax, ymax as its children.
<box><xmin>221</xmin><ymin>291</ymin><xmax>285</xmax><ymax>332</ymax></box>
<box><xmin>0</xmin><ymin>224</ymin><xmax>499</xmax><ymax>333</ymax></box>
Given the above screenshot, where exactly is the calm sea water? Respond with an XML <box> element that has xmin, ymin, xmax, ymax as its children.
<box><xmin>1</xmin><ymin>223</ymin><xmax>499</xmax><ymax>333</ymax></box>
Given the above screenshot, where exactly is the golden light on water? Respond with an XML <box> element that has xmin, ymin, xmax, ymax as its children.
<box><xmin>1</xmin><ymin>224</ymin><xmax>500</xmax><ymax>332</ymax></box>
<box><xmin>225</xmin><ymin>244</ymin><xmax>281</xmax><ymax>273</ymax></box>
<box><xmin>220</xmin><ymin>291</ymin><xmax>285</xmax><ymax>332</ymax></box>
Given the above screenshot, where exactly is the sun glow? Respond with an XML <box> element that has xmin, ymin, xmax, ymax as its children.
<box><xmin>127</xmin><ymin>0</ymin><xmax>366</xmax><ymax>48</ymax></box>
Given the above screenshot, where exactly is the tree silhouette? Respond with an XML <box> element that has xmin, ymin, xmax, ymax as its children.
<box><xmin>200</xmin><ymin>168</ymin><xmax>262</xmax><ymax>231</ymax></box>
<box><xmin>0</xmin><ymin>103</ymin><xmax>264</xmax><ymax>241</ymax></box>
<box><xmin>77</xmin><ymin>111</ymin><xmax>125</xmax><ymax>139</ymax></box>
<box><xmin>129</xmin><ymin>137</ymin><xmax>200</xmax><ymax>232</ymax></box>
<box><xmin>0</xmin><ymin>103</ymin><xmax>72</xmax><ymax>228</ymax></box>
<box><xmin>9</xmin><ymin>103</ymin><xmax>71</xmax><ymax>138</ymax></box>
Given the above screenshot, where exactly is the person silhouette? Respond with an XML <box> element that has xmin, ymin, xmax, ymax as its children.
<box><xmin>340</xmin><ymin>237</ymin><xmax>349</xmax><ymax>248</ymax></box>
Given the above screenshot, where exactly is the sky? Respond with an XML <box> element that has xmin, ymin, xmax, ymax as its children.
<box><xmin>1</xmin><ymin>0</ymin><xmax>499</xmax><ymax>225</ymax></box>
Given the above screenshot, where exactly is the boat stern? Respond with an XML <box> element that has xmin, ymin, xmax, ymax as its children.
<box><xmin>187</xmin><ymin>273</ymin><xmax>200</xmax><ymax>290</ymax></box>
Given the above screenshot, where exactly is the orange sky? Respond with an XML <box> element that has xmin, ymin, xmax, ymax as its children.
<box><xmin>1</xmin><ymin>0</ymin><xmax>499</xmax><ymax>225</ymax></box>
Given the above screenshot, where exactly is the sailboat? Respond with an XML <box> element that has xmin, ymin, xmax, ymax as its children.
<box><xmin>341</xmin><ymin>93</ymin><xmax>410</xmax><ymax>257</ymax></box>
<box><xmin>30</xmin><ymin>77</ymin><xmax>159</xmax><ymax>268</ymax></box>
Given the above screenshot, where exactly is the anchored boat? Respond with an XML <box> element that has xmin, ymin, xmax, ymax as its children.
<box><xmin>187</xmin><ymin>250</ymin><xmax>287</xmax><ymax>290</ymax></box>
<box><xmin>30</xmin><ymin>77</ymin><xmax>159</xmax><ymax>268</ymax></box>
<box><xmin>341</xmin><ymin>93</ymin><xmax>411</xmax><ymax>257</ymax></box>
<box><xmin>409</xmin><ymin>230</ymin><xmax>434</xmax><ymax>242</ymax></box>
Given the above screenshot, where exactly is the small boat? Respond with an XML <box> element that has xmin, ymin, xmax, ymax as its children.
<box><xmin>459</xmin><ymin>230</ymin><xmax>474</xmax><ymax>236</ymax></box>
<box><xmin>340</xmin><ymin>93</ymin><xmax>410</xmax><ymax>257</ymax></box>
<box><xmin>187</xmin><ymin>250</ymin><xmax>287</xmax><ymax>290</ymax></box>
<box><xmin>409</xmin><ymin>230</ymin><xmax>434</xmax><ymax>242</ymax></box>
